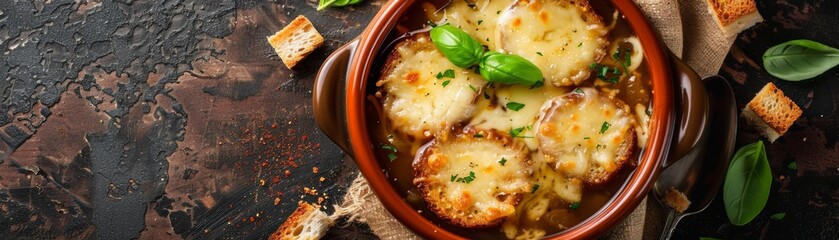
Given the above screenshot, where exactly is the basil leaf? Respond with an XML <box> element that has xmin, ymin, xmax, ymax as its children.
<box><xmin>479</xmin><ymin>51</ymin><xmax>543</xmax><ymax>85</ymax></box>
<box><xmin>763</xmin><ymin>39</ymin><xmax>839</xmax><ymax>81</ymax></box>
<box><xmin>332</xmin><ymin>0</ymin><xmax>351</xmax><ymax>6</ymax></box>
<box><xmin>430</xmin><ymin>25</ymin><xmax>485</xmax><ymax>68</ymax></box>
<box><xmin>724</xmin><ymin>141</ymin><xmax>772</xmax><ymax>226</ymax></box>
<box><xmin>347</xmin><ymin>0</ymin><xmax>364</xmax><ymax>4</ymax></box>
<box><xmin>317</xmin><ymin>0</ymin><xmax>338</xmax><ymax>10</ymax></box>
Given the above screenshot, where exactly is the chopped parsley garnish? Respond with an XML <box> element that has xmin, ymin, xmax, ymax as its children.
<box><xmin>474</xmin><ymin>133</ymin><xmax>484</xmax><ymax>138</ymax></box>
<box><xmin>613</xmin><ymin>47</ymin><xmax>632</xmax><ymax>77</ymax></box>
<box><xmin>569</xmin><ymin>202</ymin><xmax>580</xmax><ymax>209</ymax></box>
<box><xmin>436</xmin><ymin>69</ymin><xmax>455</xmax><ymax>79</ymax></box>
<box><xmin>531</xmin><ymin>183</ymin><xmax>540</xmax><ymax>194</ymax></box>
<box><xmin>529</xmin><ymin>80</ymin><xmax>544</xmax><ymax>89</ymax></box>
<box><xmin>382</xmin><ymin>144</ymin><xmax>398</xmax><ymax>152</ymax></box>
<box><xmin>589</xmin><ymin>63</ymin><xmax>621</xmax><ymax>83</ymax></box>
<box><xmin>574</xmin><ymin>88</ymin><xmax>584</xmax><ymax>94</ymax></box>
<box><xmin>477</xmin><ymin>20</ymin><xmax>483</xmax><ymax>25</ymax></box>
<box><xmin>583</xmin><ymin>136</ymin><xmax>590</xmax><ymax>140</ymax></box>
<box><xmin>536</xmin><ymin>52</ymin><xmax>543</xmax><ymax>56</ymax></box>
<box><xmin>509</xmin><ymin>127</ymin><xmax>532</xmax><ymax>138</ymax></box>
<box><xmin>483</xmin><ymin>91</ymin><xmax>491</xmax><ymax>99</ymax></box>
<box><xmin>506</xmin><ymin>102</ymin><xmax>525</xmax><ymax>111</ymax></box>
<box><xmin>600</xmin><ymin>121</ymin><xmax>611</xmax><ymax>134</ymax></box>
<box><xmin>578</xmin><ymin>42</ymin><xmax>583</xmax><ymax>47</ymax></box>
<box><xmin>382</xmin><ymin>144</ymin><xmax>398</xmax><ymax>161</ymax></box>
<box><xmin>486</xmin><ymin>37</ymin><xmax>490</xmax><ymax>42</ymax></box>
<box><xmin>442</xmin><ymin>80</ymin><xmax>451</xmax><ymax>87</ymax></box>
<box><xmin>455</xmin><ymin>171</ymin><xmax>476</xmax><ymax>183</ymax></box>
<box><xmin>496</xmin><ymin>10</ymin><xmax>501</xmax><ymax>14</ymax></box>
<box><xmin>450</xmin><ymin>174</ymin><xmax>458</xmax><ymax>182</ymax></box>
<box><xmin>498</xmin><ymin>158</ymin><xmax>507</xmax><ymax>166</ymax></box>
<box><xmin>469</xmin><ymin>84</ymin><xmax>478</xmax><ymax>93</ymax></box>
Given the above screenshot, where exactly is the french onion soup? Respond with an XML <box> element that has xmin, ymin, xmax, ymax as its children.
<box><xmin>366</xmin><ymin>0</ymin><xmax>652</xmax><ymax>238</ymax></box>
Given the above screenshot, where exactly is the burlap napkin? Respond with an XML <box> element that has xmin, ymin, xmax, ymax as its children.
<box><xmin>333</xmin><ymin>0</ymin><xmax>740</xmax><ymax>238</ymax></box>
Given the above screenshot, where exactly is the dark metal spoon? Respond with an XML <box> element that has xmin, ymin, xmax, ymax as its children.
<box><xmin>654</xmin><ymin>75</ymin><xmax>738</xmax><ymax>239</ymax></box>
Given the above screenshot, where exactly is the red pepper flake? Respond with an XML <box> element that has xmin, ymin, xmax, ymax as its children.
<box><xmin>271</xmin><ymin>176</ymin><xmax>280</xmax><ymax>183</ymax></box>
<box><xmin>249</xmin><ymin>216</ymin><xmax>255</xmax><ymax>222</ymax></box>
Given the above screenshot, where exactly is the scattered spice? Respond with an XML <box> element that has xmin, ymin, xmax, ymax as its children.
<box><xmin>312</xmin><ymin>167</ymin><xmax>319</xmax><ymax>173</ymax></box>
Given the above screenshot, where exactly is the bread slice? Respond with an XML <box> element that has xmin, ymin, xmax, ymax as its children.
<box><xmin>269</xmin><ymin>202</ymin><xmax>332</xmax><ymax>240</ymax></box>
<box><xmin>535</xmin><ymin>88</ymin><xmax>636</xmax><ymax>185</ymax></box>
<box><xmin>705</xmin><ymin>0</ymin><xmax>763</xmax><ymax>36</ymax></box>
<box><xmin>741</xmin><ymin>82</ymin><xmax>802</xmax><ymax>143</ymax></box>
<box><xmin>412</xmin><ymin>129</ymin><xmax>532</xmax><ymax>228</ymax></box>
<box><xmin>267</xmin><ymin>15</ymin><xmax>324</xmax><ymax>69</ymax></box>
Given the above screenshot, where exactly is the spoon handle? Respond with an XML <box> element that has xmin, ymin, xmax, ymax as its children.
<box><xmin>660</xmin><ymin>209</ymin><xmax>684</xmax><ymax>240</ymax></box>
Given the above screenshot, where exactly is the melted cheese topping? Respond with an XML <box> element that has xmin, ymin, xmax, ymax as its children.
<box><xmin>469</xmin><ymin>84</ymin><xmax>568</xmax><ymax>150</ymax></box>
<box><xmin>536</xmin><ymin>88</ymin><xmax>635</xmax><ymax>184</ymax></box>
<box><xmin>496</xmin><ymin>0</ymin><xmax>608</xmax><ymax>87</ymax></box>
<box><xmin>415</xmin><ymin>132</ymin><xmax>531</xmax><ymax>226</ymax></box>
<box><xmin>429</xmin><ymin>0</ymin><xmax>512</xmax><ymax>49</ymax></box>
<box><xmin>379</xmin><ymin>34</ymin><xmax>486</xmax><ymax>139</ymax></box>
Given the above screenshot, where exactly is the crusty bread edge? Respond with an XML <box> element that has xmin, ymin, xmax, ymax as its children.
<box><xmin>269</xmin><ymin>202</ymin><xmax>331</xmax><ymax>240</ymax></box>
<box><xmin>266</xmin><ymin>15</ymin><xmax>324</xmax><ymax>69</ymax></box>
<box><xmin>706</xmin><ymin>0</ymin><xmax>764</xmax><ymax>36</ymax></box>
<box><xmin>412</xmin><ymin>130</ymin><xmax>527</xmax><ymax>228</ymax></box>
<box><xmin>742</xmin><ymin>106</ymin><xmax>781</xmax><ymax>143</ymax></box>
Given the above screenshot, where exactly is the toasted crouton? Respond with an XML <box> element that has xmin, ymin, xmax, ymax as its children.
<box><xmin>267</xmin><ymin>15</ymin><xmax>324</xmax><ymax>69</ymax></box>
<box><xmin>412</xmin><ymin>129</ymin><xmax>532</xmax><ymax>228</ymax></box>
<box><xmin>269</xmin><ymin>202</ymin><xmax>332</xmax><ymax>240</ymax></box>
<box><xmin>705</xmin><ymin>0</ymin><xmax>763</xmax><ymax>36</ymax></box>
<box><xmin>741</xmin><ymin>82</ymin><xmax>802</xmax><ymax>143</ymax></box>
<box><xmin>664</xmin><ymin>188</ymin><xmax>691</xmax><ymax>213</ymax></box>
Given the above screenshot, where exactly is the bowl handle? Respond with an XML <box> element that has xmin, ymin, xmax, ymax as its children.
<box><xmin>665</xmin><ymin>54</ymin><xmax>710</xmax><ymax>167</ymax></box>
<box><xmin>313</xmin><ymin>39</ymin><xmax>359</xmax><ymax>157</ymax></box>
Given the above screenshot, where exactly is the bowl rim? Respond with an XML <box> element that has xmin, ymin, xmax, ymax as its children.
<box><xmin>344</xmin><ymin>0</ymin><xmax>675</xmax><ymax>238</ymax></box>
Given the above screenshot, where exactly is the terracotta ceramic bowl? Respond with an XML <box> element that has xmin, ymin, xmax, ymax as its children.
<box><xmin>314</xmin><ymin>0</ymin><xmax>710</xmax><ymax>239</ymax></box>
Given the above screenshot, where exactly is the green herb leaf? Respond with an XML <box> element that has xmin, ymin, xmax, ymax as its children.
<box><xmin>590</xmin><ymin>63</ymin><xmax>621</xmax><ymax>83</ymax></box>
<box><xmin>317</xmin><ymin>0</ymin><xmax>339</xmax><ymax>10</ymax></box>
<box><xmin>763</xmin><ymin>39</ymin><xmax>839</xmax><ymax>81</ymax></box>
<box><xmin>583</xmin><ymin>136</ymin><xmax>590</xmax><ymax>140</ymax></box>
<box><xmin>600</xmin><ymin>121</ymin><xmax>611</xmax><ymax>134</ymax></box>
<box><xmin>382</xmin><ymin>145</ymin><xmax>397</xmax><ymax>152</ymax></box>
<box><xmin>536</xmin><ymin>52</ymin><xmax>543</xmax><ymax>56</ymax></box>
<box><xmin>442</xmin><ymin>80</ymin><xmax>451</xmax><ymax>87</ymax></box>
<box><xmin>509</xmin><ymin>127</ymin><xmax>524</xmax><ymax>137</ymax></box>
<box><xmin>477</xmin><ymin>20</ymin><xmax>483</xmax><ymax>25</ymax></box>
<box><xmin>569</xmin><ymin>202</ymin><xmax>580</xmax><ymax>209</ymax></box>
<box><xmin>787</xmin><ymin>161</ymin><xmax>797</xmax><ymax>170</ymax></box>
<box><xmin>451</xmin><ymin>174</ymin><xmax>458</xmax><ymax>182</ymax></box>
<box><xmin>574</xmin><ymin>88</ymin><xmax>584</xmax><ymax>94</ymax></box>
<box><xmin>474</xmin><ymin>133</ymin><xmax>484</xmax><ymax>138</ymax></box>
<box><xmin>770</xmin><ymin>212</ymin><xmax>786</xmax><ymax>220</ymax></box>
<box><xmin>430</xmin><ymin>25</ymin><xmax>486</xmax><ymax>68</ymax></box>
<box><xmin>498</xmin><ymin>158</ymin><xmax>507</xmax><ymax>166</ymax></box>
<box><xmin>529</xmin><ymin>80</ymin><xmax>544</xmax><ymax>89</ymax></box>
<box><xmin>469</xmin><ymin>84</ymin><xmax>478</xmax><ymax>93</ymax></box>
<box><xmin>455</xmin><ymin>171</ymin><xmax>476</xmax><ymax>183</ymax></box>
<box><xmin>506</xmin><ymin>102</ymin><xmax>525</xmax><ymax>111</ymax></box>
<box><xmin>531</xmin><ymin>183</ymin><xmax>540</xmax><ymax>194</ymax></box>
<box><xmin>387</xmin><ymin>152</ymin><xmax>397</xmax><ymax>161</ymax></box>
<box><xmin>443</xmin><ymin>69</ymin><xmax>455</xmax><ymax>78</ymax></box>
<box><xmin>479</xmin><ymin>51</ymin><xmax>544</xmax><ymax>85</ymax></box>
<box><xmin>724</xmin><ymin>141</ymin><xmax>772</xmax><ymax>226</ymax></box>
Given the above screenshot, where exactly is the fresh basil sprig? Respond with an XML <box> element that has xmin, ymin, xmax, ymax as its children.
<box><xmin>429</xmin><ymin>25</ymin><xmax>543</xmax><ymax>86</ymax></box>
<box><xmin>317</xmin><ymin>0</ymin><xmax>363</xmax><ymax>11</ymax></box>
<box><xmin>763</xmin><ymin>39</ymin><xmax>839</xmax><ymax>81</ymax></box>
<box><xmin>723</xmin><ymin>141</ymin><xmax>772</xmax><ymax>226</ymax></box>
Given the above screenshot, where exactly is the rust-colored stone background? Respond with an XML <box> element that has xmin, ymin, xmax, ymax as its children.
<box><xmin>0</xmin><ymin>0</ymin><xmax>835</xmax><ymax>239</ymax></box>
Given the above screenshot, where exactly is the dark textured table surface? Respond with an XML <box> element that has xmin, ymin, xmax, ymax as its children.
<box><xmin>0</xmin><ymin>0</ymin><xmax>836</xmax><ymax>239</ymax></box>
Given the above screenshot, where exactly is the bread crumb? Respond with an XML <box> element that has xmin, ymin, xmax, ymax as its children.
<box><xmin>312</xmin><ymin>167</ymin><xmax>319</xmax><ymax>174</ymax></box>
<box><xmin>664</xmin><ymin>188</ymin><xmax>691</xmax><ymax>213</ymax></box>
<box><xmin>274</xmin><ymin>197</ymin><xmax>281</xmax><ymax>205</ymax></box>
<box><xmin>319</xmin><ymin>177</ymin><xmax>325</xmax><ymax>182</ymax></box>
